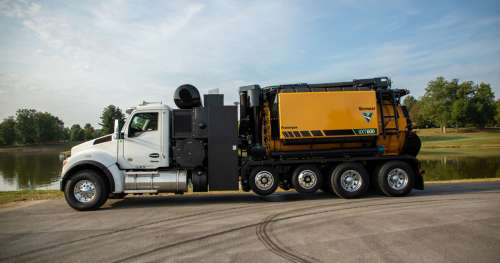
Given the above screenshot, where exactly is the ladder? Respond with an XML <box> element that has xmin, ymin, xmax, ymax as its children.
<box><xmin>378</xmin><ymin>90</ymin><xmax>399</xmax><ymax>138</ymax></box>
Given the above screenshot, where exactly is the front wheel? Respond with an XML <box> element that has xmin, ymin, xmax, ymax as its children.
<box><xmin>64</xmin><ymin>169</ymin><xmax>109</xmax><ymax>211</ymax></box>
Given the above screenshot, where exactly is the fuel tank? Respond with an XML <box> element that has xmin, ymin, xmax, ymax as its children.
<box><xmin>124</xmin><ymin>170</ymin><xmax>188</xmax><ymax>193</ymax></box>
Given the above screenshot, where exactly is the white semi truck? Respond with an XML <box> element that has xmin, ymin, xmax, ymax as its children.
<box><xmin>61</xmin><ymin>79</ymin><xmax>423</xmax><ymax>210</ymax></box>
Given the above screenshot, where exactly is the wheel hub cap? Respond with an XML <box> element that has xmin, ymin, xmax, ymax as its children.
<box><xmin>255</xmin><ymin>171</ymin><xmax>274</xmax><ymax>191</ymax></box>
<box><xmin>387</xmin><ymin>168</ymin><xmax>409</xmax><ymax>191</ymax></box>
<box><xmin>297</xmin><ymin>170</ymin><xmax>318</xmax><ymax>190</ymax></box>
<box><xmin>74</xmin><ymin>180</ymin><xmax>96</xmax><ymax>203</ymax></box>
<box><xmin>340</xmin><ymin>170</ymin><xmax>362</xmax><ymax>192</ymax></box>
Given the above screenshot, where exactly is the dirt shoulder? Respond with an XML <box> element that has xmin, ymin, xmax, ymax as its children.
<box><xmin>0</xmin><ymin>190</ymin><xmax>63</xmax><ymax>207</ymax></box>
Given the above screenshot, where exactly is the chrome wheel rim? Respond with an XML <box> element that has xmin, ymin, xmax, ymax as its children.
<box><xmin>255</xmin><ymin>171</ymin><xmax>274</xmax><ymax>191</ymax></box>
<box><xmin>74</xmin><ymin>180</ymin><xmax>96</xmax><ymax>203</ymax></box>
<box><xmin>387</xmin><ymin>168</ymin><xmax>409</xmax><ymax>191</ymax></box>
<box><xmin>340</xmin><ymin>170</ymin><xmax>362</xmax><ymax>192</ymax></box>
<box><xmin>297</xmin><ymin>170</ymin><xmax>318</xmax><ymax>190</ymax></box>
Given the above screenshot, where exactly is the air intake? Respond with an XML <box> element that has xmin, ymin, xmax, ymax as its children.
<box><xmin>174</xmin><ymin>84</ymin><xmax>202</xmax><ymax>109</ymax></box>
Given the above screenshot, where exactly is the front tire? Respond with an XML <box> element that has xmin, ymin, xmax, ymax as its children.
<box><xmin>377</xmin><ymin>161</ymin><xmax>414</xmax><ymax>197</ymax></box>
<box><xmin>330</xmin><ymin>162</ymin><xmax>369</xmax><ymax>199</ymax></box>
<box><xmin>249</xmin><ymin>167</ymin><xmax>278</xmax><ymax>196</ymax></box>
<box><xmin>64</xmin><ymin>169</ymin><xmax>109</xmax><ymax>211</ymax></box>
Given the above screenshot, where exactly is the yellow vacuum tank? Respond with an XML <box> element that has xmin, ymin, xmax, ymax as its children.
<box><xmin>262</xmin><ymin>87</ymin><xmax>411</xmax><ymax>156</ymax></box>
<box><xmin>278</xmin><ymin>90</ymin><xmax>379</xmax><ymax>139</ymax></box>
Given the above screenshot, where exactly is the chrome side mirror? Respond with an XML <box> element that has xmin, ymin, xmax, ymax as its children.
<box><xmin>113</xmin><ymin>119</ymin><xmax>120</xmax><ymax>140</ymax></box>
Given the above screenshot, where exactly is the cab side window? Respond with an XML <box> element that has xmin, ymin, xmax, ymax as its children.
<box><xmin>128</xmin><ymin>112</ymin><xmax>158</xmax><ymax>137</ymax></box>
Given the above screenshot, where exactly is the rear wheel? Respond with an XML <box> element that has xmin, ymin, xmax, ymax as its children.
<box><xmin>377</xmin><ymin>161</ymin><xmax>414</xmax><ymax>197</ymax></box>
<box><xmin>330</xmin><ymin>162</ymin><xmax>369</xmax><ymax>199</ymax></box>
<box><xmin>64</xmin><ymin>169</ymin><xmax>109</xmax><ymax>211</ymax></box>
<box><xmin>249</xmin><ymin>167</ymin><xmax>279</xmax><ymax>196</ymax></box>
<box><xmin>292</xmin><ymin>165</ymin><xmax>322</xmax><ymax>193</ymax></box>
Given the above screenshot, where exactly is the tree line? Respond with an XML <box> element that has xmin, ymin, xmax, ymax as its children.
<box><xmin>0</xmin><ymin>105</ymin><xmax>125</xmax><ymax>146</ymax></box>
<box><xmin>1</xmin><ymin>77</ymin><xmax>498</xmax><ymax>145</ymax></box>
<box><xmin>403</xmin><ymin>77</ymin><xmax>499</xmax><ymax>133</ymax></box>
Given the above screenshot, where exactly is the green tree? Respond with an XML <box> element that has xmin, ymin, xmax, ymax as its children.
<box><xmin>469</xmin><ymin>83</ymin><xmax>496</xmax><ymax>128</ymax></box>
<box><xmin>83</xmin><ymin>123</ymin><xmax>96</xmax><ymax>140</ymax></box>
<box><xmin>450</xmin><ymin>81</ymin><xmax>474</xmax><ymax>127</ymax></box>
<box><xmin>402</xmin><ymin>95</ymin><xmax>434</xmax><ymax>128</ymax></box>
<box><xmin>63</xmin><ymin>127</ymin><xmax>71</xmax><ymax>141</ymax></box>
<box><xmin>15</xmin><ymin>109</ymin><xmax>37</xmax><ymax>144</ymax></box>
<box><xmin>99</xmin><ymin>105</ymin><xmax>125</xmax><ymax>135</ymax></box>
<box><xmin>409</xmin><ymin>98</ymin><xmax>435</xmax><ymax>128</ymax></box>
<box><xmin>0</xmin><ymin>117</ymin><xmax>16</xmax><ymax>146</ymax></box>
<box><xmin>495</xmin><ymin>99</ymin><xmax>500</xmax><ymax>126</ymax></box>
<box><xmin>33</xmin><ymin>112</ymin><xmax>65</xmax><ymax>143</ymax></box>
<box><xmin>402</xmin><ymin>96</ymin><xmax>417</xmax><ymax>112</ymax></box>
<box><xmin>69</xmin><ymin>124</ymin><xmax>85</xmax><ymax>141</ymax></box>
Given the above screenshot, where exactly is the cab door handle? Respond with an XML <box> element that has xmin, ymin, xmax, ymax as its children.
<box><xmin>149</xmin><ymin>153</ymin><xmax>160</xmax><ymax>158</ymax></box>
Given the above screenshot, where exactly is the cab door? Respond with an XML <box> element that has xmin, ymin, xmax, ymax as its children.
<box><xmin>122</xmin><ymin>111</ymin><xmax>164</xmax><ymax>169</ymax></box>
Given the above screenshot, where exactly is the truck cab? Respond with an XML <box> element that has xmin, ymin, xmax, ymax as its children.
<box><xmin>118</xmin><ymin>103</ymin><xmax>171</xmax><ymax>170</ymax></box>
<box><xmin>61</xmin><ymin>89</ymin><xmax>239</xmax><ymax>210</ymax></box>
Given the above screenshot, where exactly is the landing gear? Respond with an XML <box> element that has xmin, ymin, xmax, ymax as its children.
<box><xmin>329</xmin><ymin>162</ymin><xmax>369</xmax><ymax>199</ymax></box>
<box><xmin>292</xmin><ymin>165</ymin><xmax>322</xmax><ymax>193</ymax></box>
<box><xmin>249</xmin><ymin>167</ymin><xmax>278</xmax><ymax>196</ymax></box>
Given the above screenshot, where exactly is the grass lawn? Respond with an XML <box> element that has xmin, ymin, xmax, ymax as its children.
<box><xmin>417</xmin><ymin>128</ymin><xmax>500</xmax><ymax>150</ymax></box>
<box><xmin>0</xmin><ymin>190</ymin><xmax>63</xmax><ymax>206</ymax></box>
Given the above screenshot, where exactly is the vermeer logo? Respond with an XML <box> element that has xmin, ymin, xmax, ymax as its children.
<box><xmin>281</xmin><ymin>126</ymin><xmax>298</xmax><ymax>129</ymax></box>
<box><xmin>361</xmin><ymin>112</ymin><xmax>373</xmax><ymax>123</ymax></box>
<box><xmin>359</xmin><ymin>107</ymin><xmax>375</xmax><ymax>111</ymax></box>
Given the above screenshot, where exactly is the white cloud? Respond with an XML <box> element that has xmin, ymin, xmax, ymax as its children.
<box><xmin>0</xmin><ymin>0</ymin><xmax>40</xmax><ymax>18</ymax></box>
<box><xmin>0</xmin><ymin>0</ymin><xmax>304</xmax><ymax>126</ymax></box>
<box><xmin>0</xmin><ymin>0</ymin><xmax>498</xmax><ymax>126</ymax></box>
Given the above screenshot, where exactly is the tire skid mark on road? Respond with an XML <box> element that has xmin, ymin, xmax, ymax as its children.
<box><xmin>0</xmin><ymin>202</ymin><xmax>283</xmax><ymax>262</ymax></box>
<box><xmin>255</xmin><ymin>201</ymin><xmax>461</xmax><ymax>263</ymax></box>
<box><xmin>254</xmin><ymin>193</ymin><xmax>500</xmax><ymax>263</ymax></box>
<box><xmin>256</xmin><ymin>212</ymin><xmax>319</xmax><ymax>263</ymax></box>
<box><xmin>112</xmin><ymin>196</ymin><xmax>494</xmax><ymax>263</ymax></box>
<box><xmin>4</xmin><ymin>192</ymin><xmax>498</xmax><ymax>262</ymax></box>
<box><xmin>1</xmin><ymin>197</ymin><xmax>325</xmax><ymax>262</ymax></box>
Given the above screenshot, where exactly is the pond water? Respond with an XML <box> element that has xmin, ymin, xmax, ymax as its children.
<box><xmin>0</xmin><ymin>145</ymin><xmax>69</xmax><ymax>191</ymax></box>
<box><xmin>0</xmin><ymin>146</ymin><xmax>499</xmax><ymax>191</ymax></box>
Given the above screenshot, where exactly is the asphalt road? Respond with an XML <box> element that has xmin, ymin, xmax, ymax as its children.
<box><xmin>1</xmin><ymin>182</ymin><xmax>500</xmax><ymax>263</ymax></box>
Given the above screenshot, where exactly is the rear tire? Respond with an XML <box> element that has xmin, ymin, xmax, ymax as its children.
<box><xmin>377</xmin><ymin>161</ymin><xmax>414</xmax><ymax>197</ymax></box>
<box><xmin>249</xmin><ymin>167</ymin><xmax>278</xmax><ymax>196</ymax></box>
<box><xmin>330</xmin><ymin>162</ymin><xmax>369</xmax><ymax>199</ymax></box>
<box><xmin>64</xmin><ymin>169</ymin><xmax>109</xmax><ymax>211</ymax></box>
<box><xmin>292</xmin><ymin>165</ymin><xmax>322</xmax><ymax>193</ymax></box>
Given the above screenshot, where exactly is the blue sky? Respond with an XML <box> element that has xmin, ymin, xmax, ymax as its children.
<box><xmin>0</xmin><ymin>0</ymin><xmax>499</xmax><ymax>126</ymax></box>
